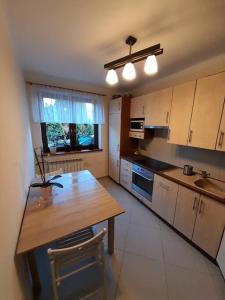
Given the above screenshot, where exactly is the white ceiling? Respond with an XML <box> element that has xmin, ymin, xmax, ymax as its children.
<box><xmin>3</xmin><ymin>0</ymin><xmax>225</xmax><ymax>90</ymax></box>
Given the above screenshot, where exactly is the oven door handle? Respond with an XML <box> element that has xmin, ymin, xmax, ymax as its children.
<box><xmin>132</xmin><ymin>170</ymin><xmax>153</xmax><ymax>181</ymax></box>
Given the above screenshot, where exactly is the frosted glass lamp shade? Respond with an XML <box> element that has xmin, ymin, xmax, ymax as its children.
<box><xmin>144</xmin><ymin>55</ymin><xmax>158</xmax><ymax>75</ymax></box>
<box><xmin>122</xmin><ymin>62</ymin><xmax>136</xmax><ymax>81</ymax></box>
<box><xmin>106</xmin><ymin>69</ymin><xmax>118</xmax><ymax>85</ymax></box>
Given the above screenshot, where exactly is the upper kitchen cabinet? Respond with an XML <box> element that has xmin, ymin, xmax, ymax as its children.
<box><xmin>188</xmin><ymin>72</ymin><xmax>225</xmax><ymax>150</ymax></box>
<box><xmin>145</xmin><ymin>87</ymin><xmax>172</xmax><ymax>127</ymax></box>
<box><xmin>130</xmin><ymin>95</ymin><xmax>146</xmax><ymax>119</ymax></box>
<box><xmin>216</xmin><ymin>102</ymin><xmax>225</xmax><ymax>151</ymax></box>
<box><xmin>168</xmin><ymin>81</ymin><xmax>196</xmax><ymax>145</ymax></box>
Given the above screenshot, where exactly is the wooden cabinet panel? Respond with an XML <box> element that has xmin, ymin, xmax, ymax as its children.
<box><xmin>188</xmin><ymin>72</ymin><xmax>225</xmax><ymax>150</ymax></box>
<box><xmin>120</xmin><ymin>159</ymin><xmax>132</xmax><ymax>191</ymax></box>
<box><xmin>152</xmin><ymin>175</ymin><xmax>178</xmax><ymax>224</ymax></box>
<box><xmin>130</xmin><ymin>95</ymin><xmax>145</xmax><ymax>118</ymax></box>
<box><xmin>174</xmin><ymin>186</ymin><xmax>200</xmax><ymax>239</ymax></box>
<box><xmin>168</xmin><ymin>81</ymin><xmax>196</xmax><ymax>145</ymax></box>
<box><xmin>109</xmin><ymin>98</ymin><xmax>121</xmax><ymax>114</ymax></box>
<box><xmin>145</xmin><ymin>87</ymin><xmax>172</xmax><ymax>127</ymax></box>
<box><xmin>216</xmin><ymin>105</ymin><xmax>225</xmax><ymax>151</ymax></box>
<box><xmin>192</xmin><ymin>194</ymin><xmax>225</xmax><ymax>258</ymax></box>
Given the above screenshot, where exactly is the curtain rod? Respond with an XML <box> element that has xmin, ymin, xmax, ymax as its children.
<box><xmin>26</xmin><ymin>81</ymin><xmax>106</xmax><ymax>97</ymax></box>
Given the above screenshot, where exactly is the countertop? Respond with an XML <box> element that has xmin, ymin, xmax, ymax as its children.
<box><xmin>162</xmin><ymin>168</ymin><xmax>225</xmax><ymax>204</ymax></box>
<box><xmin>122</xmin><ymin>155</ymin><xmax>225</xmax><ymax>205</ymax></box>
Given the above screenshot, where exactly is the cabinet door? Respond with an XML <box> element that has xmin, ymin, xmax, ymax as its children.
<box><xmin>109</xmin><ymin>112</ymin><xmax>121</xmax><ymax>183</ymax></box>
<box><xmin>188</xmin><ymin>72</ymin><xmax>225</xmax><ymax>150</ymax></box>
<box><xmin>174</xmin><ymin>186</ymin><xmax>200</xmax><ymax>239</ymax></box>
<box><xmin>216</xmin><ymin>105</ymin><xmax>225</xmax><ymax>151</ymax></box>
<box><xmin>130</xmin><ymin>95</ymin><xmax>145</xmax><ymax>118</ymax></box>
<box><xmin>152</xmin><ymin>175</ymin><xmax>178</xmax><ymax>224</ymax></box>
<box><xmin>168</xmin><ymin>81</ymin><xmax>196</xmax><ymax>145</ymax></box>
<box><xmin>109</xmin><ymin>98</ymin><xmax>122</xmax><ymax>114</ymax></box>
<box><xmin>145</xmin><ymin>87</ymin><xmax>172</xmax><ymax>127</ymax></box>
<box><xmin>192</xmin><ymin>195</ymin><xmax>225</xmax><ymax>258</ymax></box>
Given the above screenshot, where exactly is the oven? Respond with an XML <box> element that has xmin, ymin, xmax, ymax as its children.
<box><xmin>131</xmin><ymin>164</ymin><xmax>154</xmax><ymax>205</ymax></box>
<box><xmin>130</xmin><ymin>119</ymin><xmax>144</xmax><ymax>132</ymax></box>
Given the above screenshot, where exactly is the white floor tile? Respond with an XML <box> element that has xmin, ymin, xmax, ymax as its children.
<box><xmin>130</xmin><ymin>200</ymin><xmax>160</xmax><ymax>230</ymax></box>
<box><xmin>166</xmin><ymin>264</ymin><xmax>220</xmax><ymax>300</ymax></box>
<box><xmin>211</xmin><ymin>274</ymin><xmax>225</xmax><ymax>300</ymax></box>
<box><xmin>161</xmin><ymin>228</ymin><xmax>209</xmax><ymax>273</ymax></box>
<box><xmin>117</xmin><ymin>252</ymin><xmax>167</xmax><ymax>300</ymax></box>
<box><xmin>125</xmin><ymin>223</ymin><xmax>163</xmax><ymax>261</ymax></box>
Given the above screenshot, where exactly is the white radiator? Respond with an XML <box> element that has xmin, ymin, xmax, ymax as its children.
<box><xmin>46</xmin><ymin>158</ymin><xmax>84</xmax><ymax>173</ymax></box>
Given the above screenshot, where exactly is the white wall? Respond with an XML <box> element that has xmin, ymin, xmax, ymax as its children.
<box><xmin>27</xmin><ymin>74</ymin><xmax>111</xmax><ymax>178</ymax></box>
<box><xmin>0</xmin><ymin>2</ymin><xmax>34</xmax><ymax>300</ymax></box>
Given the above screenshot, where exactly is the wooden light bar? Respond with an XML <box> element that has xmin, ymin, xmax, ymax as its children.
<box><xmin>104</xmin><ymin>43</ymin><xmax>163</xmax><ymax>70</ymax></box>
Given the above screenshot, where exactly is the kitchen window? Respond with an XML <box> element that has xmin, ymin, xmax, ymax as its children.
<box><xmin>41</xmin><ymin>122</ymin><xmax>99</xmax><ymax>153</ymax></box>
<box><xmin>30</xmin><ymin>83</ymin><xmax>105</xmax><ymax>153</ymax></box>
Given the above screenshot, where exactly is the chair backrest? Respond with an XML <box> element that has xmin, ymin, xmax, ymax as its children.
<box><xmin>48</xmin><ymin>228</ymin><xmax>107</xmax><ymax>300</ymax></box>
<box><xmin>48</xmin><ymin>228</ymin><xmax>106</xmax><ymax>258</ymax></box>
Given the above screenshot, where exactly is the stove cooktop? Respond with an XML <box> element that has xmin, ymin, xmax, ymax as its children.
<box><xmin>131</xmin><ymin>157</ymin><xmax>175</xmax><ymax>172</ymax></box>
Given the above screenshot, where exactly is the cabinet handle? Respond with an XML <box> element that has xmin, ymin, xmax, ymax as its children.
<box><xmin>117</xmin><ymin>144</ymin><xmax>120</xmax><ymax>151</ymax></box>
<box><xmin>117</xmin><ymin>160</ymin><xmax>119</xmax><ymax>168</ymax></box>
<box><xmin>159</xmin><ymin>182</ymin><xmax>170</xmax><ymax>191</ymax></box>
<box><xmin>166</xmin><ymin>112</ymin><xmax>169</xmax><ymax>124</ymax></box>
<box><xmin>188</xmin><ymin>130</ymin><xmax>193</xmax><ymax>143</ymax></box>
<box><xmin>192</xmin><ymin>197</ymin><xmax>199</xmax><ymax>211</ymax></box>
<box><xmin>198</xmin><ymin>200</ymin><xmax>205</xmax><ymax>215</ymax></box>
<box><xmin>118</xmin><ymin>102</ymin><xmax>121</xmax><ymax>111</ymax></box>
<box><xmin>218</xmin><ymin>131</ymin><xmax>224</xmax><ymax>147</ymax></box>
<box><xmin>168</xmin><ymin>128</ymin><xmax>171</xmax><ymax>140</ymax></box>
<box><xmin>192</xmin><ymin>198</ymin><xmax>196</xmax><ymax>210</ymax></box>
<box><xmin>142</xmin><ymin>105</ymin><xmax>145</xmax><ymax>116</ymax></box>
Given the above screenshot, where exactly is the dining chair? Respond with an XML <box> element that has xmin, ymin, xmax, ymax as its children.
<box><xmin>47</xmin><ymin>227</ymin><xmax>107</xmax><ymax>300</ymax></box>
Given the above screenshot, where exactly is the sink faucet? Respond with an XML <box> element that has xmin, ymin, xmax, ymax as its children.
<box><xmin>197</xmin><ymin>170</ymin><xmax>225</xmax><ymax>184</ymax></box>
<box><xmin>199</xmin><ymin>170</ymin><xmax>210</xmax><ymax>178</ymax></box>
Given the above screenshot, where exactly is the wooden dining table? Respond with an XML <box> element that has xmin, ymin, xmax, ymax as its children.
<box><xmin>16</xmin><ymin>170</ymin><xmax>125</xmax><ymax>289</ymax></box>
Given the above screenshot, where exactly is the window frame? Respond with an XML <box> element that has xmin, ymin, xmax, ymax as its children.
<box><xmin>41</xmin><ymin>122</ymin><xmax>99</xmax><ymax>153</ymax></box>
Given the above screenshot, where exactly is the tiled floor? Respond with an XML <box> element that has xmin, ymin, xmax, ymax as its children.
<box><xmin>36</xmin><ymin>177</ymin><xmax>225</xmax><ymax>300</ymax></box>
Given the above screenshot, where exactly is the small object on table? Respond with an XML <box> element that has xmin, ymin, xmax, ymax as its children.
<box><xmin>31</xmin><ymin>148</ymin><xmax>63</xmax><ymax>189</ymax></box>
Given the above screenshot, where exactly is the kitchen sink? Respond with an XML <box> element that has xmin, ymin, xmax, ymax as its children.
<box><xmin>194</xmin><ymin>178</ymin><xmax>225</xmax><ymax>196</ymax></box>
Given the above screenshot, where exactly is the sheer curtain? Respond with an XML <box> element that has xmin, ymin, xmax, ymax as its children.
<box><xmin>30</xmin><ymin>84</ymin><xmax>105</xmax><ymax>124</ymax></box>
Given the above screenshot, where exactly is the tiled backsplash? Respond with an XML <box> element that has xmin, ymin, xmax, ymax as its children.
<box><xmin>139</xmin><ymin>129</ymin><xmax>225</xmax><ymax>180</ymax></box>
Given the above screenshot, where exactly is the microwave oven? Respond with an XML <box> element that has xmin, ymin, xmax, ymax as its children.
<box><xmin>130</xmin><ymin>119</ymin><xmax>144</xmax><ymax>132</ymax></box>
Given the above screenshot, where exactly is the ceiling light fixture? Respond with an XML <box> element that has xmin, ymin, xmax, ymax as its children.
<box><xmin>104</xmin><ymin>35</ymin><xmax>163</xmax><ymax>84</ymax></box>
<box><xmin>105</xmin><ymin>69</ymin><xmax>118</xmax><ymax>85</ymax></box>
<box><xmin>144</xmin><ymin>55</ymin><xmax>158</xmax><ymax>75</ymax></box>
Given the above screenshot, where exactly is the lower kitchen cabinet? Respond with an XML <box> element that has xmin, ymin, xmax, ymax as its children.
<box><xmin>152</xmin><ymin>175</ymin><xmax>178</xmax><ymax>225</ymax></box>
<box><xmin>120</xmin><ymin>159</ymin><xmax>132</xmax><ymax>191</ymax></box>
<box><xmin>174</xmin><ymin>186</ymin><xmax>200</xmax><ymax>239</ymax></box>
<box><xmin>192</xmin><ymin>194</ymin><xmax>225</xmax><ymax>258</ymax></box>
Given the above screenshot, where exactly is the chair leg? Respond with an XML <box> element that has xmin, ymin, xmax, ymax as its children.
<box><xmin>50</xmin><ymin>260</ymin><xmax>60</xmax><ymax>300</ymax></box>
<box><xmin>101</xmin><ymin>260</ymin><xmax>107</xmax><ymax>300</ymax></box>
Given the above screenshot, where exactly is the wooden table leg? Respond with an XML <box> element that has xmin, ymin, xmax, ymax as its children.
<box><xmin>108</xmin><ymin>217</ymin><xmax>115</xmax><ymax>255</ymax></box>
<box><xmin>27</xmin><ymin>250</ymin><xmax>41</xmax><ymax>290</ymax></box>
